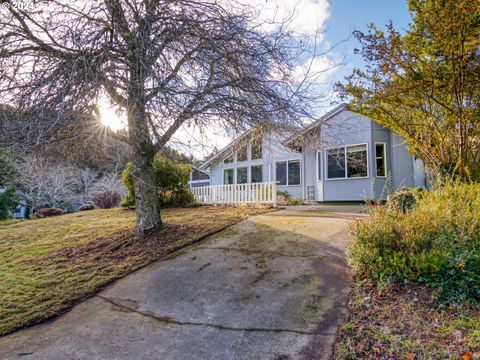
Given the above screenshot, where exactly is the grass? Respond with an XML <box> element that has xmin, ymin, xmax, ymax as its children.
<box><xmin>334</xmin><ymin>281</ymin><xmax>480</xmax><ymax>359</ymax></box>
<box><xmin>0</xmin><ymin>206</ymin><xmax>272</xmax><ymax>336</ymax></box>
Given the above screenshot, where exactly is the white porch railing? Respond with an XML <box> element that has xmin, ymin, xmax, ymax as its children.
<box><xmin>191</xmin><ymin>181</ymin><xmax>277</xmax><ymax>206</ymax></box>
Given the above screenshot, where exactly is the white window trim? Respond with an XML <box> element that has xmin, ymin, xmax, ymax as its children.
<box><xmin>325</xmin><ymin>143</ymin><xmax>369</xmax><ymax>180</ymax></box>
<box><xmin>275</xmin><ymin>158</ymin><xmax>302</xmax><ymax>187</ymax></box>
<box><xmin>373</xmin><ymin>141</ymin><xmax>388</xmax><ymax>179</ymax></box>
<box><xmin>374</xmin><ymin>142</ymin><xmax>387</xmax><ymax>178</ymax></box>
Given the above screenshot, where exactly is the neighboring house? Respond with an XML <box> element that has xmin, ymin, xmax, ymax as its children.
<box><xmin>199</xmin><ymin>104</ymin><xmax>426</xmax><ymax>202</ymax></box>
<box><xmin>189</xmin><ymin>167</ymin><xmax>211</xmax><ymax>188</ymax></box>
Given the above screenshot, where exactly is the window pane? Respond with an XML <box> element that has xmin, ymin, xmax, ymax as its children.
<box><xmin>251</xmin><ymin>165</ymin><xmax>263</xmax><ymax>183</ymax></box>
<box><xmin>251</xmin><ymin>136</ymin><xmax>262</xmax><ymax>160</ymax></box>
<box><xmin>327</xmin><ymin>148</ymin><xmax>346</xmax><ymax>179</ymax></box>
<box><xmin>347</xmin><ymin>144</ymin><xmax>368</xmax><ymax>178</ymax></box>
<box><xmin>224</xmin><ymin>169</ymin><xmax>234</xmax><ymax>184</ymax></box>
<box><xmin>276</xmin><ymin>162</ymin><xmax>287</xmax><ymax>185</ymax></box>
<box><xmin>224</xmin><ymin>154</ymin><xmax>233</xmax><ymax>164</ymax></box>
<box><xmin>375</xmin><ymin>144</ymin><xmax>386</xmax><ymax>177</ymax></box>
<box><xmin>288</xmin><ymin>160</ymin><xmax>300</xmax><ymax>185</ymax></box>
<box><xmin>237</xmin><ymin>147</ymin><xmax>247</xmax><ymax>162</ymax></box>
<box><xmin>237</xmin><ymin>167</ymin><xmax>248</xmax><ymax>184</ymax></box>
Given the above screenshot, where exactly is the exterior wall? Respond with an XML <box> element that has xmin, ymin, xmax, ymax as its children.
<box><xmin>390</xmin><ymin>133</ymin><xmax>415</xmax><ymax>189</ymax></box>
<box><xmin>319</xmin><ymin>110</ymin><xmax>375</xmax><ymax>201</ymax></box>
<box><xmin>204</xmin><ymin>108</ymin><xmax>423</xmax><ymax>203</ymax></box>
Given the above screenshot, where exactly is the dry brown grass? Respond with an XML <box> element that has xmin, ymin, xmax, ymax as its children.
<box><xmin>0</xmin><ymin>206</ymin><xmax>272</xmax><ymax>336</ymax></box>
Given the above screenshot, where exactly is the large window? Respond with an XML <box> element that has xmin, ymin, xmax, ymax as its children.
<box><xmin>327</xmin><ymin>144</ymin><xmax>368</xmax><ymax>179</ymax></box>
<box><xmin>375</xmin><ymin>143</ymin><xmax>387</xmax><ymax>177</ymax></box>
<box><xmin>237</xmin><ymin>146</ymin><xmax>247</xmax><ymax>162</ymax></box>
<box><xmin>236</xmin><ymin>167</ymin><xmax>248</xmax><ymax>184</ymax></box>
<box><xmin>288</xmin><ymin>160</ymin><xmax>301</xmax><ymax>185</ymax></box>
<box><xmin>251</xmin><ymin>165</ymin><xmax>263</xmax><ymax>183</ymax></box>
<box><xmin>250</xmin><ymin>136</ymin><xmax>262</xmax><ymax>160</ymax></box>
<box><xmin>276</xmin><ymin>161</ymin><xmax>287</xmax><ymax>186</ymax></box>
<box><xmin>276</xmin><ymin>160</ymin><xmax>301</xmax><ymax>186</ymax></box>
<box><xmin>327</xmin><ymin>148</ymin><xmax>346</xmax><ymax>179</ymax></box>
<box><xmin>224</xmin><ymin>169</ymin><xmax>234</xmax><ymax>184</ymax></box>
<box><xmin>347</xmin><ymin>144</ymin><xmax>368</xmax><ymax>178</ymax></box>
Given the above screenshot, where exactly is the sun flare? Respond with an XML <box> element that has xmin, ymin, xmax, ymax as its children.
<box><xmin>98</xmin><ymin>100</ymin><xmax>126</xmax><ymax>131</ymax></box>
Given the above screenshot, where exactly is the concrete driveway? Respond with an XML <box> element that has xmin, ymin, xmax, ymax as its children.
<box><xmin>0</xmin><ymin>205</ymin><xmax>363</xmax><ymax>360</ymax></box>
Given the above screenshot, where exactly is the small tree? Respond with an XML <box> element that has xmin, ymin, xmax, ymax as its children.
<box><xmin>337</xmin><ymin>0</ymin><xmax>480</xmax><ymax>181</ymax></box>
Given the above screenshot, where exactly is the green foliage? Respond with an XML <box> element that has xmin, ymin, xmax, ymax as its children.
<box><xmin>0</xmin><ymin>189</ymin><xmax>18</xmax><ymax>220</ymax></box>
<box><xmin>121</xmin><ymin>157</ymin><xmax>193</xmax><ymax>208</ymax></box>
<box><xmin>338</xmin><ymin>0</ymin><xmax>480</xmax><ymax>181</ymax></box>
<box><xmin>386</xmin><ymin>187</ymin><xmax>423</xmax><ymax>213</ymax></box>
<box><xmin>0</xmin><ymin>149</ymin><xmax>17</xmax><ymax>187</ymax></box>
<box><xmin>348</xmin><ymin>182</ymin><xmax>480</xmax><ymax>304</ymax></box>
<box><xmin>120</xmin><ymin>162</ymin><xmax>135</xmax><ymax>208</ymax></box>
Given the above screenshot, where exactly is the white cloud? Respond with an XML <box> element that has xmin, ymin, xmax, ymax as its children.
<box><xmin>239</xmin><ymin>0</ymin><xmax>330</xmax><ymax>40</ymax></box>
<box><xmin>292</xmin><ymin>55</ymin><xmax>339</xmax><ymax>84</ymax></box>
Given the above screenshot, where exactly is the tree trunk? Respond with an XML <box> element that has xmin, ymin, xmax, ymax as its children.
<box><xmin>128</xmin><ymin>101</ymin><xmax>162</xmax><ymax>237</ymax></box>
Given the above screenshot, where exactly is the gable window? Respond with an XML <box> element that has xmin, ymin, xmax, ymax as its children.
<box><xmin>236</xmin><ymin>167</ymin><xmax>248</xmax><ymax>184</ymax></box>
<box><xmin>327</xmin><ymin>148</ymin><xmax>346</xmax><ymax>179</ymax></box>
<box><xmin>251</xmin><ymin>165</ymin><xmax>263</xmax><ymax>183</ymax></box>
<box><xmin>347</xmin><ymin>144</ymin><xmax>368</xmax><ymax>178</ymax></box>
<box><xmin>327</xmin><ymin>144</ymin><xmax>368</xmax><ymax>179</ymax></box>
<box><xmin>375</xmin><ymin>143</ymin><xmax>387</xmax><ymax>177</ymax></box>
<box><xmin>224</xmin><ymin>154</ymin><xmax>233</xmax><ymax>164</ymax></box>
<box><xmin>224</xmin><ymin>169</ymin><xmax>234</xmax><ymax>184</ymax></box>
<box><xmin>251</xmin><ymin>136</ymin><xmax>262</xmax><ymax>160</ymax></box>
<box><xmin>237</xmin><ymin>146</ymin><xmax>247</xmax><ymax>162</ymax></box>
<box><xmin>276</xmin><ymin>160</ymin><xmax>301</xmax><ymax>186</ymax></box>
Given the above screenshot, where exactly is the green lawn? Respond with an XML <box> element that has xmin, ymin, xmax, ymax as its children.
<box><xmin>0</xmin><ymin>206</ymin><xmax>271</xmax><ymax>335</ymax></box>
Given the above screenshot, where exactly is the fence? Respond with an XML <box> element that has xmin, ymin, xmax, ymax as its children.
<box><xmin>191</xmin><ymin>181</ymin><xmax>277</xmax><ymax>206</ymax></box>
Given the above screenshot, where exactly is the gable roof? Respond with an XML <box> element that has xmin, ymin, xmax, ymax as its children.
<box><xmin>198</xmin><ymin>129</ymin><xmax>252</xmax><ymax>170</ymax></box>
<box><xmin>282</xmin><ymin>104</ymin><xmax>347</xmax><ymax>146</ymax></box>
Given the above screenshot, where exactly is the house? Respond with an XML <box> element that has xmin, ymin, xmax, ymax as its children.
<box><xmin>188</xmin><ymin>167</ymin><xmax>210</xmax><ymax>188</ymax></box>
<box><xmin>198</xmin><ymin>104</ymin><xmax>426</xmax><ymax>202</ymax></box>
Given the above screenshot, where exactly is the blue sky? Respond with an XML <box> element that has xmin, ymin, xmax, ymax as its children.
<box><xmin>172</xmin><ymin>0</ymin><xmax>413</xmax><ymax>158</ymax></box>
<box><xmin>324</xmin><ymin>0</ymin><xmax>411</xmax><ymax>85</ymax></box>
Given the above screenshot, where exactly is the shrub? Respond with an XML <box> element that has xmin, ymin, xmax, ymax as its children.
<box><xmin>92</xmin><ymin>190</ymin><xmax>121</xmax><ymax>209</ymax></box>
<box><xmin>120</xmin><ymin>157</ymin><xmax>192</xmax><ymax>208</ymax></box>
<box><xmin>78</xmin><ymin>203</ymin><xmax>95</xmax><ymax>211</ymax></box>
<box><xmin>287</xmin><ymin>197</ymin><xmax>302</xmax><ymax>205</ymax></box>
<box><xmin>0</xmin><ymin>189</ymin><xmax>17</xmax><ymax>220</ymax></box>
<box><xmin>347</xmin><ymin>182</ymin><xmax>480</xmax><ymax>304</ymax></box>
<box><xmin>31</xmin><ymin>207</ymin><xmax>64</xmax><ymax>219</ymax></box>
<box><xmin>386</xmin><ymin>187</ymin><xmax>421</xmax><ymax>213</ymax></box>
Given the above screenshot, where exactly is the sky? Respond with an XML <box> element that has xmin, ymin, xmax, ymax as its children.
<box><xmin>99</xmin><ymin>0</ymin><xmax>412</xmax><ymax>160</ymax></box>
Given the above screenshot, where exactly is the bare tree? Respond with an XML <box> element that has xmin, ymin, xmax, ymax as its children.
<box><xmin>0</xmin><ymin>0</ymin><xmax>330</xmax><ymax>235</ymax></box>
<box><xmin>16</xmin><ymin>156</ymin><xmax>77</xmax><ymax>212</ymax></box>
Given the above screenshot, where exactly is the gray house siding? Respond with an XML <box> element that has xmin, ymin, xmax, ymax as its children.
<box><xmin>320</xmin><ymin>110</ymin><xmax>375</xmax><ymax>201</ymax></box>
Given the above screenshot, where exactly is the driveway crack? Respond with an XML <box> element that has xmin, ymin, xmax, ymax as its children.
<box><xmin>97</xmin><ymin>295</ymin><xmax>334</xmax><ymax>336</ymax></box>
